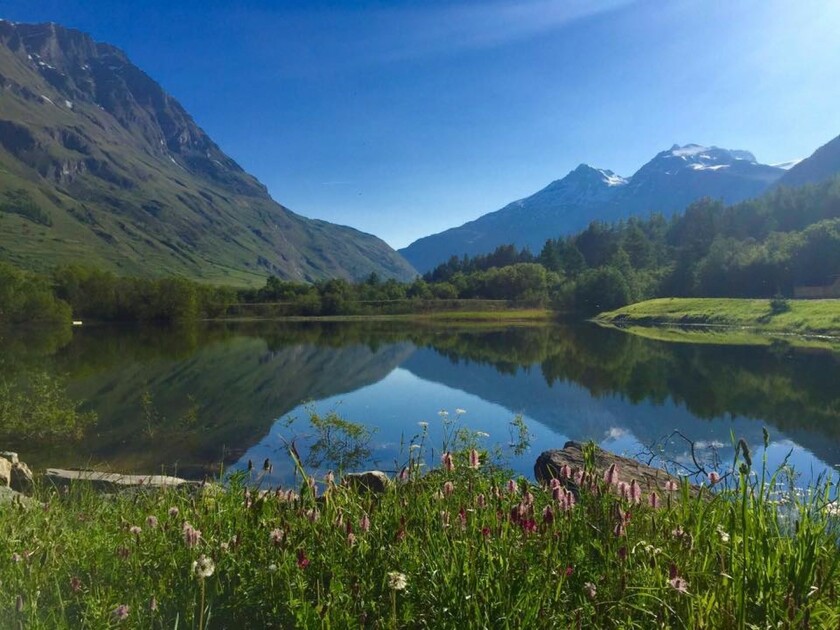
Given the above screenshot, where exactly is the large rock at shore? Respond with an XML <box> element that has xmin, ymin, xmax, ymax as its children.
<box><xmin>0</xmin><ymin>485</ymin><xmax>35</xmax><ymax>508</ymax></box>
<box><xmin>535</xmin><ymin>441</ymin><xmax>696</xmax><ymax>497</ymax></box>
<box><xmin>343</xmin><ymin>471</ymin><xmax>390</xmax><ymax>494</ymax></box>
<box><xmin>45</xmin><ymin>469</ymin><xmax>198</xmax><ymax>493</ymax></box>
<box><xmin>0</xmin><ymin>454</ymin><xmax>34</xmax><ymax>495</ymax></box>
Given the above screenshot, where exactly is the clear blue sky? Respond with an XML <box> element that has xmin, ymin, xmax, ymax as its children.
<box><xmin>3</xmin><ymin>0</ymin><xmax>840</xmax><ymax>248</ymax></box>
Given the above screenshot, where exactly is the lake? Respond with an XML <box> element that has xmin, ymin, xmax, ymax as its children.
<box><xmin>2</xmin><ymin>320</ymin><xmax>838</xmax><ymax>488</ymax></box>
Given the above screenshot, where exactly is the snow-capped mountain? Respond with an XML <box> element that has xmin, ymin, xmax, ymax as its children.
<box><xmin>399</xmin><ymin>144</ymin><xmax>786</xmax><ymax>272</ymax></box>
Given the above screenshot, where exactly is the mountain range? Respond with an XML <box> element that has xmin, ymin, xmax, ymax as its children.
<box><xmin>0</xmin><ymin>20</ymin><xmax>416</xmax><ymax>285</ymax></box>
<box><xmin>399</xmin><ymin>144</ymin><xmax>794</xmax><ymax>272</ymax></box>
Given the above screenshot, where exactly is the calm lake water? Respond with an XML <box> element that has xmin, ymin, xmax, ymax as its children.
<box><xmin>3</xmin><ymin>320</ymin><xmax>839</xmax><ymax>488</ymax></box>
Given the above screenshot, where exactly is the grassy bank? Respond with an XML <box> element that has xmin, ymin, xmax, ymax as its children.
<box><xmin>1</xmin><ymin>447</ymin><xmax>838</xmax><ymax>628</ymax></box>
<box><xmin>596</xmin><ymin>297</ymin><xmax>840</xmax><ymax>337</ymax></box>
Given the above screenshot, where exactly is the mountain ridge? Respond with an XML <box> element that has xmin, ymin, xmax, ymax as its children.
<box><xmin>400</xmin><ymin>144</ymin><xmax>786</xmax><ymax>272</ymax></box>
<box><xmin>0</xmin><ymin>20</ymin><xmax>416</xmax><ymax>285</ymax></box>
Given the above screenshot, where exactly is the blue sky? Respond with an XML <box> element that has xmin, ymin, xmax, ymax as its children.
<box><xmin>3</xmin><ymin>0</ymin><xmax>840</xmax><ymax>248</ymax></box>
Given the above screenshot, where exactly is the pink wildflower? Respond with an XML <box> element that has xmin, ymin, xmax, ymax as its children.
<box><xmin>564</xmin><ymin>566</ymin><xmax>574</xmax><ymax>577</ymax></box>
<box><xmin>604</xmin><ymin>463</ymin><xmax>618</xmax><ymax>485</ymax></box>
<box><xmin>70</xmin><ymin>577</ymin><xmax>82</xmax><ymax>593</ymax></box>
<box><xmin>296</xmin><ymin>549</ymin><xmax>310</xmax><ymax>569</ymax></box>
<box><xmin>552</xmin><ymin>485</ymin><xmax>563</xmax><ymax>502</ymax></box>
<box><xmin>458</xmin><ymin>507</ymin><xmax>467</xmax><ymax>530</ymax></box>
<box><xmin>669</xmin><ymin>577</ymin><xmax>689</xmax><ymax>594</ymax></box>
<box><xmin>629</xmin><ymin>480</ymin><xmax>642</xmax><ymax>504</ymax></box>
<box><xmin>441</xmin><ymin>452</ymin><xmax>455</xmax><ymax>472</ymax></box>
<box><xmin>146</xmin><ymin>515</ymin><xmax>159</xmax><ymax>529</ymax></box>
<box><xmin>481</xmin><ymin>526</ymin><xmax>491</xmax><ymax>537</ymax></box>
<box><xmin>542</xmin><ymin>504</ymin><xmax>555</xmax><ymax>525</ymax></box>
<box><xmin>469</xmin><ymin>449</ymin><xmax>481</xmax><ymax>470</ymax></box>
<box><xmin>476</xmin><ymin>493</ymin><xmax>486</xmax><ymax>508</ymax></box>
<box><xmin>665</xmin><ymin>480</ymin><xmax>679</xmax><ymax>492</ymax></box>
<box><xmin>182</xmin><ymin>522</ymin><xmax>201</xmax><ymax>548</ymax></box>
<box><xmin>560</xmin><ymin>464</ymin><xmax>571</xmax><ymax>479</ymax></box>
<box><xmin>443</xmin><ymin>481</ymin><xmax>455</xmax><ymax>497</ymax></box>
<box><xmin>617</xmin><ymin>481</ymin><xmax>629</xmax><ymax>500</ymax></box>
<box><xmin>507</xmin><ymin>479</ymin><xmax>518</xmax><ymax>495</ymax></box>
<box><xmin>346</xmin><ymin>532</ymin><xmax>357</xmax><ymax>546</ymax></box>
<box><xmin>360</xmin><ymin>513</ymin><xmax>371</xmax><ymax>532</ymax></box>
<box><xmin>269</xmin><ymin>528</ymin><xmax>284</xmax><ymax>546</ymax></box>
<box><xmin>168</xmin><ymin>506</ymin><xmax>179</xmax><ymax>518</ymax></box>
<box><xmin>708</xmin><ymin>472</ymin><xmax>721</xmax><ymax>485</ymax></box>
<box><xmin>112</xmin><ymin>605</ymin><xmax>130</xmax><ymax>621</ymax></box>
<box><xmin>129</xmin><ymin>525</ymin><xmax>142</xmax><ymax>537</ymax></box>
<box><xmin>549</xmin><ymin>478</ymin><xmax>561</xmax><ymax>490</ymax></box>
<box><xmin>648</xmin><ymin>492</ymin><xmax>660</xmax><ymax>509</ymax></box>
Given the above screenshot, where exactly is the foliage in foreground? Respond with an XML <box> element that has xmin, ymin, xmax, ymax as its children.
<box><xmin>0</xmin><ymin>446</ymin><xmax>838</xmax><ymax>629</ymax></box>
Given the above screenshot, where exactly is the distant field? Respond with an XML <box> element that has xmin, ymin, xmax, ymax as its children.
<box><xmin>596</xmin><ymin>297</ymin><xmax>840</xmax><ymax>337</ymax></box>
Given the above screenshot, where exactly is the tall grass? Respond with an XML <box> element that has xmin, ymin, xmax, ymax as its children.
<box><xmin>1</xmin><ymin>443</ymin><xmax>838</xmax><ymax>628</ymax></box>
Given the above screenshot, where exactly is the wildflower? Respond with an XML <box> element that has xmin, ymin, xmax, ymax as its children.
<box><xmin>573</xmin><ymin>469</ymin><xmax>584</xmax><ymax>486</ymax></box>
<box><xmin>716</xmin><ymin>525</ymin><xmax>730</xmax><ymax>543</ymax></box>
<box><xmin>560</xmin><ymin>464</ymin><xmax>572</xmax><ymax>479</ymax></box>
<box><xmin>305</xmin><ymin>508</ymin><xmax>320</xmax><ymax>522</ymax></box>
<box><xmin>182</xmin><ymin>522</ymin><xmax>201</xmax><ymax>548</ymax></box>
<box><xmin>458</xmin><ymin>507</ymin><xmax>467</xmax><ymax>530</ymax></box>
<box><xmin>825</xmin><ymin>502</ymin><xmax>840</xmax><ymax>517</ymax></box>
<box><xmin>455</xmin><ymin>408</ymin><xmax>466</xmax><ymax>415</ymax></box>
<box><xmin>628</xmin><ymin>480</ymin><xmax>642</xmax><ymax>504</ymax></box>
<box><xmin>441</xmin><ymin>452</ymin><xmax>455</xmax><ymax>472</ymax></box>
<box><xmin>669</xmin><ymin>577</ymin><xmax>689</xmax><ymax>594</ymax></box>
<box><xmin>149</xmin><ymin>597</ymin><xmax>158</xmax><ymax>612</ymax></box>
<box><xmin>168</xmin><ymin>506</ymin><xmax>179</xmax><ymax>518</ymax></box>
<box><xmin>523</xmin><ymin>491</ymin><xmax>534</xmax><ymax>506</ymax></box>
<box><xmin>443</xmin><ymin>481</ymin><xmax>455</xmax><ymax>497</ymax></box>
<box><xmin>146</xmin><ymin>515</ymin><xmax>159</xmax><ymax>529</ymax></box>
<box><xmin>268</xmin><ymin>563</ymin><xmax>278</xmax><ymax>572</ymax></box>
<box><xmin>564</xmin><ymin>566</ymin><xmax>574</xmax><ymax>578</ymax></box>
<box><xmin>481</xmin><ymin>526</ymin><xmax>491</xmax><ymax>537</ymax></box>
<box><xmin>437</xmin><ymin>410</ymin><xmax>449</xmax><ymax>418</ymax></box>
<box><xmin>112</xmin><ymin>605</ymin><xmax>130</xmax><ymax>621</ymax></box>
<box><xmin>347</xmin><ymin>532</ymin><xmax>357</xmax><ymax>546</ymax></box>
<box><xmin>604</xmin><ymin>463</ymin><xmax>619</xmax><ymax>485</ymax></box>
<box><xmin>648</xmin><ymin>492</ymin><xmax>660</xmax><ymax>509</ymax></box>
<box><xmin>542</xmin><ymin>505</ymin><xmax>555</xmax><ymax>525</ymax></box>
<box><xmin>325</xmin><ymin>471</ymin><xmax>335</xmax><ymax>486</ymax></box>
<box><xmin>129</xmin><ymin>525</ymin><xmax>142</xmax><ymax>537</ymax></box>
<box><xmin>11</xmin><ymin>553</ymin><xmax>22</xmax><ymax>564</ymax></box>
<box><xmin>360</xmin><ymin>513</ymin><xmax>371</xmax><ymax>532</ymax></box>
<box><xmin>617</xmin><ymin>481</ymin><xmax>629</xmax><ymax>500</ymax></box>
<box><xmin>116</xmin><ymin>546</ymin><xmax>130</xmax><ymax>560</ymax></box>
<box><xmin>418</xmin><ymin>421</ymin><xmax>428</xmax><ymax>429</ymax></box>
<box><xmin>664</xmin><ymin>480</ymin><xmax>679</xmax><ymax>492</ymax></box>
<box><xmin>507</xmin><ymin>479</ymin><xmax>518</xmax><ymax>495</ymax></box>
<box><xmin>469</xmin><ymin>449</ymin><xmax>481</xmax><ymax>470</ymax></box>
<box><xmin>708</xmin><ymin>472</ymin><xmax>721</xmax><ymax>485</ymax></box>
<box><xmin>70</xmin><ymin>576</ymin><xmax>82</xmax><ymax>593</ymax></box>
<box><xmin>219</xmin><ymin>542</ymin><xmax>230</xmax><ymax>553</ymax></box>
<box><xmin>476</xmin><ymin>431</ymin><xmax>490</xmax><ymax>438</ymax></box>
<box><xmin>388</xmin><ymin>571</ymin><xmax>408</xmax><ymax>591</ymax></box>
<box><xmin>521</xmin><ymin>519</ymin><xmax>537</xmax><ymax>533</ymax></box>
<box><xmin>584</xmin><ymin>582</ymin><xmax>597</xmax><ymax>600</ymax></box>
<box><xmin>297</xmin><ymin>549</ymin><xmax>310</xmax><ymax>569</ymax></box>
<box><xmin>476</xmin><ymin>493</ymin><xmax>486</xmax><ymax>508</ymax></box>
<box><xmin>270</xmin><ymin>528</ymin><xmax>285</xmax><ymax>546</ymax></box>
<box><xmin>192</xmin><ymin>555</ymin><xmax>215</xmax><ymax>579</ymax></box>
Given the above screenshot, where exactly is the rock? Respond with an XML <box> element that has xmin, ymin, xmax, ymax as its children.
<box><xmin>0</xmin><ymin>451</ymin><xmax>19</xmax><ymax>464</ymax></box>
<box><xmin>535</xmin><ymin>441</ymin><xmax>699</xmax><ymax>498</ymax></box>
<box><xmin>10</xmin><ymin>460</ymin><xmax>34</xmax><ymax>495</ymax></box>
<box><xmin>45</xmin><ymin>469</ymin><xmax>198</xmax><ymax>493</ymax></box>
<box><xmin>0</xmin><ymin>485</ymin><xmax>34</xmax><ymax>508</ymax></box>
<box><xmin>0</xmin><ymin>456</ymin><xmax>11</xmax><ymax>487</ymax></box>
<box><xmin>343</xmin><ymin>471</ymin><xmax>390</xmax><ymax>494</ymax></box>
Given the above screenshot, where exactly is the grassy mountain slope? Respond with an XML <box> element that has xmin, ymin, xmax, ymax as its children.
<box><xmin>0</xmin><ymin>21</ymin><xmax>415</xmax><ymax>285</ymax></box>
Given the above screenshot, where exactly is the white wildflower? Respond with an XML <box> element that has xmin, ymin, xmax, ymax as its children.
<box><xmin>192</xmin><ymin>555</ymin><xmax>215</xmax><ymax>579</ymax></box>
<box><xmin>387</xmin><ymin>571</ymin><xmax>408</xmax><ymax>591</ymax></box>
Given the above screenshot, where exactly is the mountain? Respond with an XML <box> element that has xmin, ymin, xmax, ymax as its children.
<box><xmin>0</xmin><ymin>20</ymin><xmax>416</xmax><ymax>285</ymax></box>
<box><xmin>777</xmin><ymin>133</ymin><xmax>840</xmax><ymax>188</ymax></box>
<box><xmin>400</xmin><ymin>144</ymin><xmax>785</xmax><ymax>272</ymax></box>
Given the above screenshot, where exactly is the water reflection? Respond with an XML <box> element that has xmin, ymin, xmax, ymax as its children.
<box><xmin>2</xmin><ymin>321</ymin><xmax>838</xmax><ymax>484</ymax></box>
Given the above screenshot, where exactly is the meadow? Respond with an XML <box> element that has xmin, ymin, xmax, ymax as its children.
<box><xmin>1</xmin><ymin>438</ymin><xmax>838</xmax><ymax>629</ymax></box>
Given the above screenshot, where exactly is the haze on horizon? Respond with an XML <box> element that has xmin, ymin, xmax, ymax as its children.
<box><xmin>3</xmin><ymin>0</ymin><xmax>840</xmax><ymax>249</ymax></box>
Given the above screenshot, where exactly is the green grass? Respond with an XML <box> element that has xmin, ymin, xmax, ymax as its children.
<box><xmin>596</xmin><ymin>298</ymin><xmax>840</xmax><ymax>337</ymax></box>
<box><xmin>1</xmin><ymin>445</ymin><xmax>838</xmax><ymax>628</ymax></box>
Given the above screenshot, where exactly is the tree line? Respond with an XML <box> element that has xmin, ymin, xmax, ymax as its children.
<box><xmin>2</xmin><ymin>173</ymin><xmax>838</xmax><ymax>324</ymax></box>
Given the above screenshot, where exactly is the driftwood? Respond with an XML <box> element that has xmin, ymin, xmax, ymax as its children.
<box><xmin>535</xmin><ymin>441</ymin><xmax>702</xmax><ymax>498</ymax></box>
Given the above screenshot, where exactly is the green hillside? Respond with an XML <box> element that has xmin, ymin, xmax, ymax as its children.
<box><xmin>0</xmin><ymin>21</ymin><xmax>415</xmax><ymax>285</ymax></box>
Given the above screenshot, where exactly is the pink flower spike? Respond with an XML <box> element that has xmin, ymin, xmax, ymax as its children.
<box><xmin>507</xmin><ymin>479</ymin><xmax>518</xmax><ymax>495</ymax></box>
<box><xmin>441</xmin><ymin>452</ymin><xmax>455</xmax><ymax>472</ymax></box>
<box><xmin>708</xmin><ymin>472</ymin><xmax>721</xmax><ymax>485</ymax></box>
<box><xmin>665</xmin><ymin>480</ymin><xmax>679</xmax><ymax>492</ymax></box>
<box><xmin>469</xmin><ymin>449</ymin><xmax>481</xmax><ymax>470</ymax></box>
<box><xmin>360</xmin><ymin>513</ymin><xmax>371</xmax><ymax>532</ymax></box>
<box><xmin>629</xmin><ymin>480</ymin><xmax>642</xmax><ymax>504</ymax></box>
<box><xmin>560</xmin><ymin>464</ymin><xmax>571</xmax><ymax>479</ymax></box>
<box><xmin>669</xmin><ymin>577</ymin><xmax>689</xmax><ymax>593</ymax></box>
<box><xmin>604</xmin><ymin>463</ymin><xmax>618</xmax><ymax>485</ymax></box>
<box><xmin>648</xmin><ymin>491</ymin><xmax>660</xmax><ymax>509</ymax></box>
<box><xmin>476</xmin><ymin>493</ymin><xmax>486</xmax><ymax>508</ymax></box>
<box><xmin>443</xmin><ymin>481</ymin><xmax>455</xmax><ymax>497</ymax></box>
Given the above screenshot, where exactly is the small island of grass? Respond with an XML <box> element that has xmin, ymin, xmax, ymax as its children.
<box><xmin>596</xmin><ymin>297</ymin><xmax>840</xmax><ymax>342</ymax></box>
